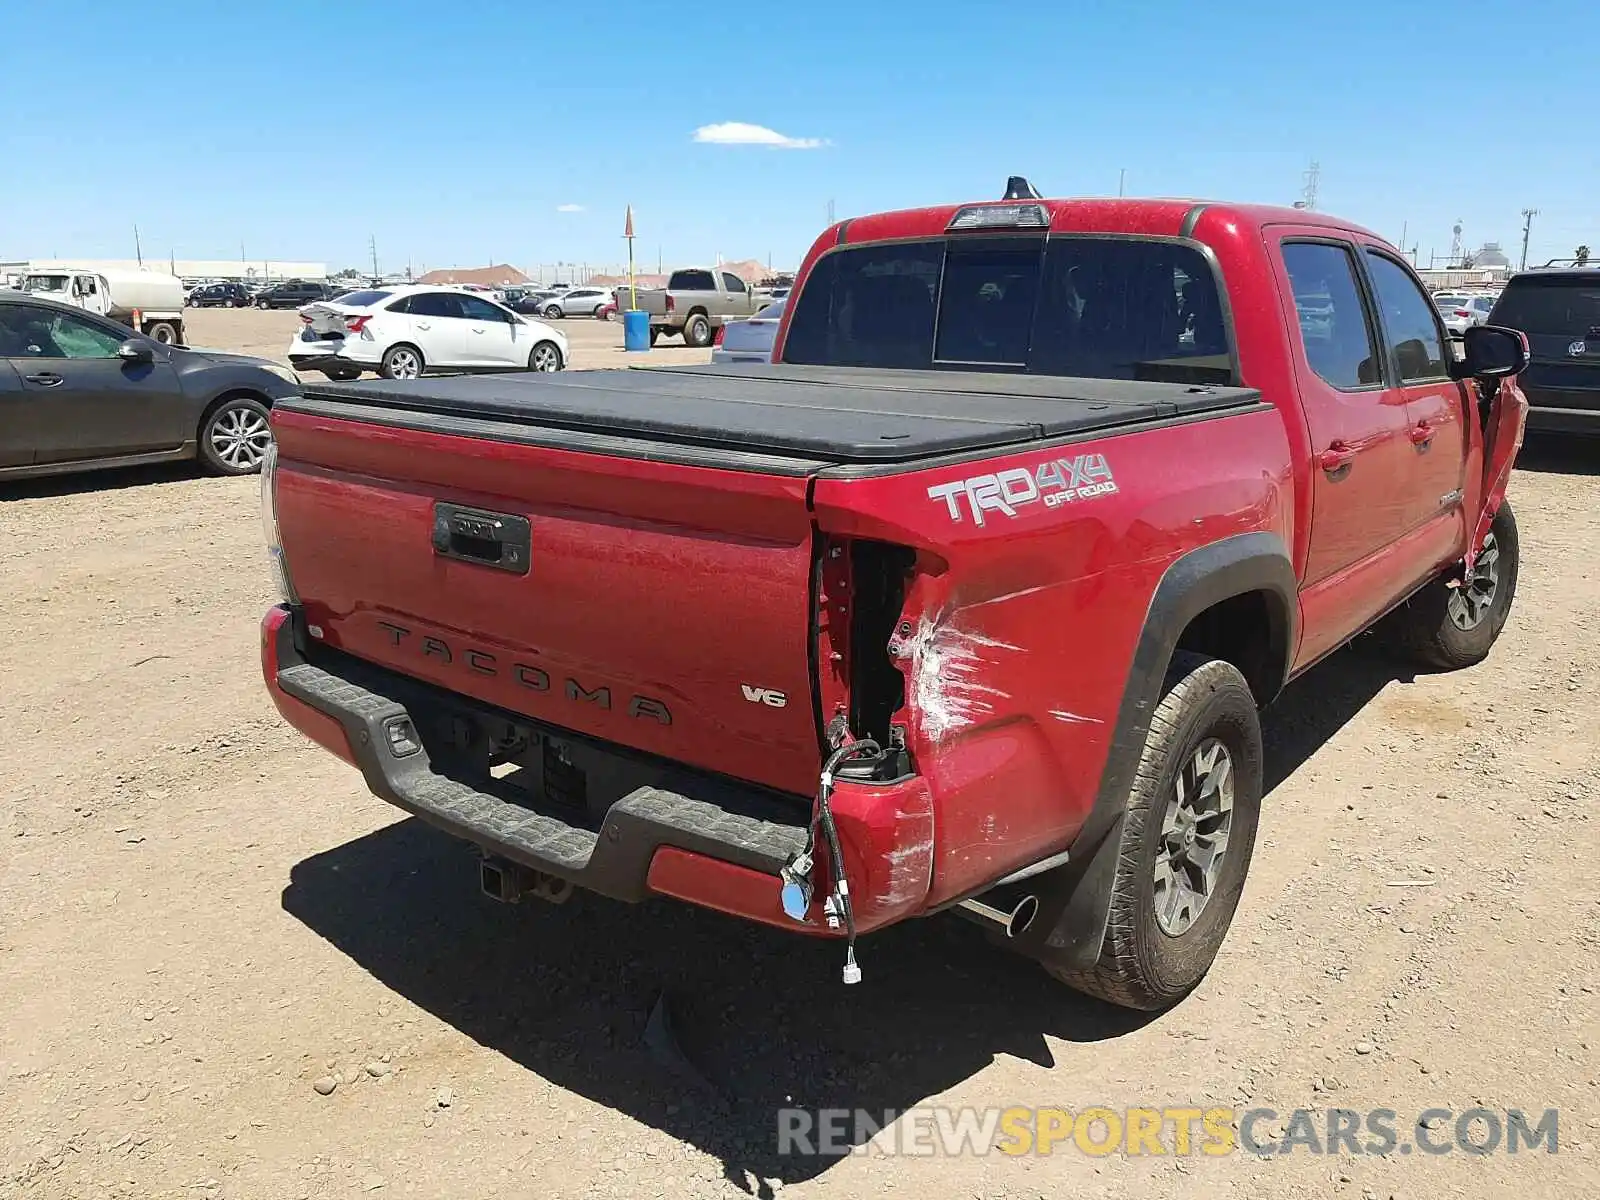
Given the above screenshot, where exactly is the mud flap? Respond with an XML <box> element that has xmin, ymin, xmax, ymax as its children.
<box><xmin>1466</xmin><ymin>381</ymin><xmax>1528</xmax><ymax>571</ymax></box>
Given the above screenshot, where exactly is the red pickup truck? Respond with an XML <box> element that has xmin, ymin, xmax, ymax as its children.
<box><xmin>260</xmin><ymin>184</ymin><xmax>1529</xmax><ymax>1010</ymax></box>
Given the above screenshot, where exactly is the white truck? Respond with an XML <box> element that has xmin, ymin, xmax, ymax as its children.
<box><xmin>18</xmin><ymin>268</ymin><xmax>186</xmax><ymax>344</ymax></box>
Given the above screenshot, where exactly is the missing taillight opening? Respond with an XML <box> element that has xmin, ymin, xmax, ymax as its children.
<box><xmin>345</xmin><ymin>315</ymin><xmax>371</xmax><ymax>333</ymax></box>
<box><xmin>848</xmin><ymin>541</ymin><xmax>916</xmax><ymax>748</ymax></box>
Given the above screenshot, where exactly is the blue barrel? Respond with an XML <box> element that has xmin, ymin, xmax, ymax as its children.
<box><xmin>623</xmin><ymin>309</ymin><xmax>651</xmax><ymax>352</ymax></box>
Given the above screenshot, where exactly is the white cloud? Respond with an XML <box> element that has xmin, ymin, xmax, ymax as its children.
<box><xmin>692</xmin><ymin>121</ymin><xmax>828</xmax><ymax>150</ymax></box>
<box><xmin>555</xmin><ymin>203</ymin><xmax>584</xmax><ymax>213</ymax></box>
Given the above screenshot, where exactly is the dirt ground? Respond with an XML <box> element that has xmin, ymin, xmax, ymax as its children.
<box><xmin>2</xmin><ymin>312</ymin><xmax>1596</xmax><ymax>1199</ymax></box>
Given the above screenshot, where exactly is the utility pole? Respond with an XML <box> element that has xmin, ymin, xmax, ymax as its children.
<box><xmin>1519</xmin><ymin>208</ymin><xmax>1538</xmax><ymax>270</ymax></box>
<box><xmin>1399</xmin><ymin>221</ymin><xmax>1407</xmax><ymax>254</ymax></box>
<box><xmin>369</xmin><ymin>233</ymin><xmax>379</xmax><ymax>281</ymax></box>
<box><xmin>1118</xmin><ymin>168</ymin><xmax>1126</xmax><ymax>197</ymax></box>
<box><xmin>134</xmin><ymin>224</ymin><xmax>143</xmax><ymax>265</ymax></box>
<box><xmin>827</xmin><ymin>198</ymin><xmax>836</xmax><ymax>226</ymax></box>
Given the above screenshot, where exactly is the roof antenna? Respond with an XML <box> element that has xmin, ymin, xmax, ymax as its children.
<box><xmin>1003</xmin><ymin>176</ymin><xmax>1041</xmax><ymax>201</ymax></box>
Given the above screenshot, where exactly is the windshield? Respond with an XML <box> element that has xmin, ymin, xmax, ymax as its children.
<box><xmin>22</xmin><ymin>274</ymin><xmax>70</xmax><ymax>294</ymax></box>
<box><xmin>782</xmin><ymin>236</ymin><xmax>1233</xmax><ymax>384</ymax></box>
<box><xmin>1491</xmin><ymin>277</ymin><xmax>1600</xmax><ymax>334</ymax></box>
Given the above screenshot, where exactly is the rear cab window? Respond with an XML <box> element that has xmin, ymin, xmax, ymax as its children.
<box><xmin>782</xmin><ymin>235</ymin><xmax>1234</xmax><ymax>384</ymax></box>
<box><xmin>336</xmin><ymin>290</ymin><xmax>392</xmax><ymax>307</ymax></box>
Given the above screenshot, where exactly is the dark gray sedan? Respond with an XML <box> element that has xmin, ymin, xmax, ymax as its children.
<box><xmin>0</xmin><ymin>292</ymin><xmax>300</xmax><ymax>480</ymax></box>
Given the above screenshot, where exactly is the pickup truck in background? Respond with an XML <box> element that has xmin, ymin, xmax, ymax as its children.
<box><xmin>625</xmin><ymin>267</ymin><xmax>764</xmax><ymax>346</ymax></box>
<box><xmin>260</xmin><ymin>185</ymin><xmax>1528</xmax><ymax>1011</ymax></box>
<box><xmin>17</xmin><ymin>267</ymin><xmax>186</xmax><ymax>344</ymax></box>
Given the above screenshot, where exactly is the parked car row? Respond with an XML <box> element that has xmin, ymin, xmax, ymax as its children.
<box><xmin>1433</xmin><ymin>291</ymin><xmax>1498</xmax><ymax>337</ymax></box>
<box><xmin>288</xmin><ymin>285</ymin><xmax>568</xmax><ymax>381</ymax></box>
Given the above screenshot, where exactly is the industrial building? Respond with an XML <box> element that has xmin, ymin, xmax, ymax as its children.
<box><xmin>0</xmin><ymin>258</ymin><xmax>328</xmax><ymax>285</ymax></box>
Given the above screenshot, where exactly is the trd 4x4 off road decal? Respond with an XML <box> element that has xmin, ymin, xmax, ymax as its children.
<box><xmin>927</xmin><ymin>454</ymin><xmax>1118</xmax><ymax>525</ymax></box>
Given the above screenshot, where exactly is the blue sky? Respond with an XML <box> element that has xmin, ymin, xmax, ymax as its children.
<box><xmin>1</xmin><ymin>0</ymin><xmax>1591</xmax><ymax>274</ymax></box>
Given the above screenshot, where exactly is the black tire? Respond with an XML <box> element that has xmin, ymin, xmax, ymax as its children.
<box><xmin>1042</xmin><ymin>651</ymin><xmax>1263</xmax><ymax>1010</ymax></box>
<box><xmin>199</xmin><ymin>395</ymin><xmax>273</xmax><ymax>476</ymax></box>
<box><xmin>528</xmin><ymin>341</ymin><xmax>563</xmax><ymax>372</ymax></box>
<box><xmin>257</xmin><ymin>300</ymin><xmax>268</xmax><ymax>310</ymax></box>
<box><xmin>321</xmin><ymin>367</ymin><xmax>362</xmax><ymax>382</ymax></box>
<box><xmin>648</xmin><ymin>327</ymin><xmax>661</xmax><ymax>347</ymax></box>
<box><xmin>545</xmin><ymin>305</ymin><xmax>564</xmax><ymax>320</ymax></box>
<box><xmin>380</xmin><ymin>343</ymin><xmax>425</xmax><ymax>380</ymax></box>
<box><xmin>145</xmin><ymin>321</ymin><xmax>178</xmax><ymax>345</ymax></box>
<box><xmin>1381</xmin><ymin>501</ymin><xmax>1519</xmax><ymax>670</ymax></box>
<box><xmin>683</xmin><ymin>313</ymin><xmax>712</xmax><ymax>347</ymax></box>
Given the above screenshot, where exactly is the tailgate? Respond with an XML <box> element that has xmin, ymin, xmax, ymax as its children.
<box><xmin>269</xmin><ymin>407</ymin><xmax>824</xmax><ymax>797</ymax></box>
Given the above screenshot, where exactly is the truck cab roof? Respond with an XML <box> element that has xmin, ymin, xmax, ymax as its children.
<box><xmin>825</xmin><ymin>196</ymin><xmax>1383</xmax><ymax>252</ymax></box>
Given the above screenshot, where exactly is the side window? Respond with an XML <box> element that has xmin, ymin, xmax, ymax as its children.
<box><xmin>387</xmin><ymin>296</ymin><xmax>412</xmax><ymax>315</ymax></box>
<box><xmin>0</xmin><ymin>306</ymin><xmax>124</xmax><ymax>358</ymax></box>
<box><xmin>458</xmin><ymin>296</ymin><xmax>509</xmax><ymax>322</ymax></box>
<box><xmin>1281</xmin><ymin>242</ymin><xmax>1381</xmax><ymax>390</ymax></box>
<box><xmin>721</xmin><ymin>272</ymin><xmax>747</xmax><ymax>294</ymax></box>
<box><xmin>668</xmin><ymin>270</ymin><xmax>715</xmax><ymax>291</ymax></box>
<box><xmin>1365</xmin><ymin>252</ymin><xmax>1447</xmax><ymax>382</ymax></box>
<box><xmin>411</xmin><ymin>292</ymin><xmax>465</xmax><ymax>319</ymax></box>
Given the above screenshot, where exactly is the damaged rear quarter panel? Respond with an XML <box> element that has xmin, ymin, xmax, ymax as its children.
<box><xmin>810</xmin><ymin>410</ymin><xmax>1293</xmax><ymax>906</ymax></box>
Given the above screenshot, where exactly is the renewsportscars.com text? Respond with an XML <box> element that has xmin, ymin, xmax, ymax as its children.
<box><xmin>776</xmin><ymin>1106</ymin><xmax>1559</xmax><ymax>1158</ymax></box>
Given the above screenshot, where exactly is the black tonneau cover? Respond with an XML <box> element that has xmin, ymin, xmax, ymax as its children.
<box><xmin>291</xmin><ymin>364</ymin><xmax>1263</xmax><ymax>466</ymax></box>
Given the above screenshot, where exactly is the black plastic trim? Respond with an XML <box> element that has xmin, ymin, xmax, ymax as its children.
<box><xmin>1179</xmin><ymin>204</ymin><xmax>1208</xmax><ymax>239</ymax></box>
<box><xmin>269</xmin><ymin>616</ymin><xmax>809</xmax><ymax>901</ymax></box>
<box><xmin>1012</xmin><ymin>531</ymin><xmax>1297</xmax><ymax>968</ymax></box>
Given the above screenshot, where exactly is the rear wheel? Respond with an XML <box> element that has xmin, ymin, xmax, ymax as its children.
<box><xmin>380</xmin><ymin>343</ymin><xmax>425</xmax><ymax>380</ymax></box>
<box><xmin>145</xmin><ymin>321</ymin><xmax>178</xmax><ymax>345</ymax></box>
<box><xmin>683</xmin><ymin>313</ymin><xmax>712</xmax><ymax>347</ymax></box>
<box><xmin>528</xmin><ymin>342</ymin><xmax>563</xmax><ymax>372</ymax></box>
<box><xmin>1040</xmin><ymin>652</ymin><xmax>1262</xmax><ymax>1010</ymax></box>
<box><xmin>1381</xmin><ymin>501</ymin><xmax>1519</xmax><ymax>670</ymax></box>
<box><xmin>199</xmin><ymin>396</ymin><xmax>273</xmax><ymax>476</ymax></box>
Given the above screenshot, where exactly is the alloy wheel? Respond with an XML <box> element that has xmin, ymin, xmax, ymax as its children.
<box><xmin>1447</xmin><ymin>532</ymin><xmax>1500</xmax><ymax>631</ymax></box>
<box><xmin>209</xmin><ymin>406</ymin><xmax>272</xmax><ymax>471</ymax></box>
<box><xmin>1153</xmin><ymin>737</ymin><xmax>1235</xmax><ymax>937</ymax></box>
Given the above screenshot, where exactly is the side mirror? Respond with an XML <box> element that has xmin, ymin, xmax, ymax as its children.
<box><xmin>117</xmin><ymin>338</ymin><xmax>155</xmax><ymax>364</ymax></box>
<box><xmin>1455</xmin><ymin>325</ymin><xmax>1528</xmax><ymax>379</ymax></box>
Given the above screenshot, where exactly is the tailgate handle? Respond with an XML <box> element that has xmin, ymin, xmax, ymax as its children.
<box><xmin>431</xmin><ymin>503</ymin><xmax>531</xmax><ymax>575</ymax></box>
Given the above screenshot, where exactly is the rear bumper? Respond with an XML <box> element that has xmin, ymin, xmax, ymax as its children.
<box><xmin>260</xmin><ymin>605</ymin><xmax>934</xmax><ymax>933</ymax></box>
<box><xmin>1523</xmin><ymin>391</ymin><xmax>1600</xmax><ymax>434</ymax></box>
<box><xmin>288</xmin><ymin>335</ymin><xmax>382</xmax><ymax>370</ymax></box>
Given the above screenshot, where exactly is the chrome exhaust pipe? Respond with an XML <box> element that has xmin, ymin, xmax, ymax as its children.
<box><xmin>956</xmin><ymin>893</ymin><xmax>1039</xmax><ymax>939</ymax></box>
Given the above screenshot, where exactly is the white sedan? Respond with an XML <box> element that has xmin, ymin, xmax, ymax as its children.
<box><xmin>287</xmin><ymin>285</ymin><xmax>568</xmax><ymax>381</ymax></box>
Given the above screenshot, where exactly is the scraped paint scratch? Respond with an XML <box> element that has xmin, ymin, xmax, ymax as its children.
<box><xmin>1047</xmin><ymin>709</ymin><xmax>1104</xmax><ymax>726</ymax></box>
<box><xmin>882</xmin><ymin>827</ymin><xmax>935</xmax><ymax>907</ymax></box>
<box><xmin>906</xmin><ymin>615</ymin><xmax>1018</xmax><ymax>743</ymax></box>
